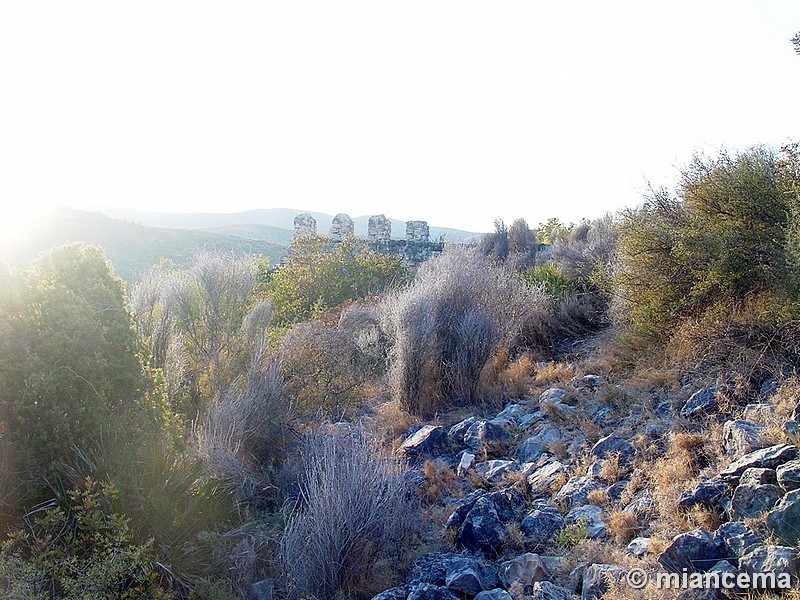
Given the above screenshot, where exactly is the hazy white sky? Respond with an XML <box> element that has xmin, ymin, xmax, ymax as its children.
<box><xmin>1</xmin><ymin>1</ymin><xmax>799</xmax><ymax>233</ymax></box>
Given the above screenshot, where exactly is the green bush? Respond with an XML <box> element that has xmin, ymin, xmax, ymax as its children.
<box><xmin>616</xmin><ymin>145</ymin><xmax>800</xmax><ymax>338</ymax></box>
<box><xmin>267</xmin><ymin>236</ymin><xmax>408</xmax><ymax>326</ymax></box>
<box><xmin>0</xmin><ymin>478</ymin><xmax>172</xmax><ymax>599</ymax></box>
<box><xmin>522</xmin><ymin>264</ymin><xmax>575</xmax><ymax>298</ymax></box>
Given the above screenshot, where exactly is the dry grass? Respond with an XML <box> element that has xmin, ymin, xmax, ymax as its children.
<box><xmin>586</xmin><ymin>488</ymin><xmax>610</xmax><ymax>507</ymax></box>
<box><xmin>607</xmin><ymin>509</ymin><xmax>642</xmax><ymax>545</ymax></box>
<box><xmin>600</xmin><ymin>452</ymin><xmax>626</xmax><ymax>483</ymax></box>
<box><xmin>419</xmin><ymin>460</ymin><xmax>459</xmax><ymax>503</ymax></box>
<box><xmin>533</xmin><ymin>361</ymin><xmax>577</xmax><ymax>386</ymax></box>
<box><xmin>372</xmin><ymin>400</ymin><xmax>419</xmax><ymax>446</ymax></box>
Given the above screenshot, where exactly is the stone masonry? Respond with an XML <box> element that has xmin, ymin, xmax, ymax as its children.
<box><xmin>368</xmin><ymin>215</ymin><xmax>392</xmax><ymax>241</ymax></box>
<box><xmin>406</xmin><ymin>220</ymin><xmax>430</xmax><ymax>242</ymax></box>
<box><xmin>293</xmin><ymin>213</ymin><xmax>317</xmax><ymax>238</ymax></box>
<box><xmin>329</xmin><ymin>213</ymin><xmax>354</xmax><ymax>241</ymax></box>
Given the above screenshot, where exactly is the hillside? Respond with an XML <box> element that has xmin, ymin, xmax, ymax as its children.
<box><xmin>104</xmin><ymin>207</ymin><xmax>482</xmax><ymax>244</ymax></box>
<box><xmin>0</xmin><ymin>207</ymin><xmax>286</xmax><ymax>283</ymax></box>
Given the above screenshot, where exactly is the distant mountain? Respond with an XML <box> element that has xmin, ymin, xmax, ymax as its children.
<box><xmin>104</xmin><ymin>207</ymin><xmax>482</xmax><ymax>243</ymax></box>
<box><xmin>0</xmin><ymin>208</ymin><xmax>286</xmax><ymax>283</ymax></box>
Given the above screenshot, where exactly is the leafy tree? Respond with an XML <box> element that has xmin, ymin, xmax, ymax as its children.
<box><xmin>616</xmin><ymin>146</ymin><xmax>800</xmax><ymax>337</ymax></box>
<box><xmin>267</xmin><ymin>236</ymin><xmax>408</xmax><ymax>326</ymax></box>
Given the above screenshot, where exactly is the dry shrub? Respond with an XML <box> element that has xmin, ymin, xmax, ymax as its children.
<box><xmin>280</xmin><ymin>426</ymin><xmax>417</xmax><ymax>600</ymax></box>
<box><xmin>381</xmin><ymin>247</ymin><xmax>550</xmax><ymax>417</ymax></box>
<box><xmin>372</xmin><ymin>400</ymin><xmax>419</xmax><ymax>446</ymax></box>
<box><xmin>419</xmin><ymin>460</ymin><xmax>459</xmax><ymax>503</ymax></box>
<box><xmin>279</xmin><ymin>319</ymin><xmax>382</xmax><ymax>418</ymax></box>
<box><xmin>607</xmin><ymin>509</ymin><xmax>642</xmax><ymax>545</ymax></box>
<box><xmin>478</xmin><ymin>350</ymin><xmax>535</xmax><ymax>403</ymax></box>
<box><xmin>533</xmin><ymin>361</ymin><xmax>577</xmax><ymax>386</ymax></box>
<box><xmin>755</xmin><ymin>377</ymin><xmax>800</xmax><ymax>445</ymax></box>
<box><xmin>586</xmin><ymin>488</ymin><xmax>610</xmax><ymax>507</ymax></box>
<box><xmin>600</xmin><ymin>452</ymin><xmax>626</xmax><ymax>483</ymax></box>
<box><xmin>650</xmin><ymin>430</ymin><xmax>722</xmax><ymax>531</ymax></box>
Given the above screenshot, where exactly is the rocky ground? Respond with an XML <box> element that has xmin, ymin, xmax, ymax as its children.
<box><xmin>368</xmin><ymin>367</ymin><xmax>800</xmax><ymax>600</ymax></box>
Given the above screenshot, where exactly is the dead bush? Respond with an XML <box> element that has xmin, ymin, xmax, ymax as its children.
<box><xmin>280</xmin><ymin>426</ymin><xmax>417</xmax><ymax>600</ymax></box>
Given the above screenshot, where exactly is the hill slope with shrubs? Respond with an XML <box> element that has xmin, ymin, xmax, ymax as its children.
<box><xmin>1</xmin><ymin>144</ymin><xmax>800</xmax><ymax>599</ymax></box>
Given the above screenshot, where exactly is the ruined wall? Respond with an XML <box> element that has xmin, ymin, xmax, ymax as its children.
<box><xmin>293</xmin><ymin>213</ymin><xmax>317</xmax><ymax>237</ymax></box>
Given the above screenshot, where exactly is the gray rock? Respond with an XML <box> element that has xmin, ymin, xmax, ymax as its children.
<box><xmin>498</xmin><ymin>553</ymin><xmax>550</xmax><ymax>590</ymax></box>
<box><xmin>371</xmin><ymin>586</ymin><xmax>410</xmax><ymax>600</ymax></box>
<box><xmin>713</xmin><ymin>521</ymin><xmax>760</xmax><ymax>560</ymax></box>
<box><xmin>583</xmin><ymin>374</ymin><xmax>603</xmax><ymax>388</ymax></box>
<box><xmin>785</xmin><ymin>420</ymin><xmax>799</xmax><ymax>438</ymax></box>
<box><xmin>723</xmin><ymin>420</ymin><xmax>765</xmax><ymax>459</ymax></box>
<box><xmin>474</xmin><ymin>590</ymin><xmax>513</xmax><ymax>600</ymax></box>
<box><xmin>449</xmin><ymin>417</ymin><xmax>476</xmax><ymax>444</ymax></box>
<box><xmin>623</xmin><ymin>490</ymin><xmax>655</xmax><ymax>518</ymax></box>
<box><xmin>527</xmin><ymin>461</ymin><xmax>566</xmax><ymax>495</ymax></box>
<box><xmin>589</xmin><ymin>432</ymin><xmax>634</xmax><ymax>463</ymax></box>
<box><xmin>457</xmin><ymin>452</ymin><xmax>476</xmax><ymax>475</ymax></box>
<box><xmin>677</xmin><ymin>481</ymin><xmax>727</xmax><ymax>511</ymax></box>
<box><xmin>454</xmin><ymin>497</ymin><xmax>506</xmax><ymax>556</ymax></box>
<box><xmin>739</xmin><ymin>467</ymin><xmax>777</xmax><ymax>486</ymax></box>
<box><xmin>777</xmin><ymin>459</ymin><xmax>800</xmax><ymax>491</ymax></box>
<box><xmin>530</xmin><ymin>581</ymin><xmax>575</xmax><ymax>600</ymax></box>
<box><xmin>519</xmin><ymin>425</ymin><xmax>562</xmax><ymax>462</ymax></box>
<box><xmin>738</xmin><ymin>544</ymin><xmax>797</xmax><ymax>580</ymax></box>
<box><xmin>580</xmin><ymin>564</ymin><xmax>626</xmax><ymax>600</ymax></box>
<box><xmin>585</xmin><ymin>460</ymin><xmax>603</xmax><ymax>479</ymax></box>
<box><xmin>521</xmin><ymin>502</ymin><xmax>565</xmax><ymax>550</ymax></box>
<box><xmin>495</xmin><ymin>403</ymin><xmax>528</xmax><ymax>424</ymax></box>
<box><xmin>766</xmin><ymin>489</ymin><xmax>800</xmax><ymax>545</ymax></box>
<box><xmin>729</xmin><ymin>483</ymin><xmax>783</xmax><ymax>520</ymax></box>
<box><xmin>742</xmin><ymin>403</ymin><xmax>776</xmax><ymax>422</ymax></box>
<box><xmin>555</xmin><ymin>476</ymin><xmax>602</xmax><ymax>508</ymax></box>
<box><xmin>626</xmin><ymin>537</ymin><xmax>650</xmax><ymax>557</ymax></box>
<box><xmin>565</xmin><ymin>505</ymin><xmax>606</xmax><ymax>539</ymax></box>
<box><xmin>400</xmin><ymin>425</ymin><xmax>448</xmax><ymax>458</ymax></box>
<box><xmin>539</xmin><ymin>387</ymin><xmax>567</xmax><ymax>406</ymax></box>
<box><xmin>567</xmin><ymin>564</ymin><xmax>586</xmax><ymax>594</ymax></box>
<box><xmin>680</xmin><ymin>387</ymin><xmax>718</xmax><ymax>418</ymax></box>
<box><xmin>410</xmin><ymin>552</ymin><xmax>497</xmax><ymax>593</ymax></box>
<box><xmin>465</xmin><ymin>420</ymin><xmax>512</xmax><ymax>456</ymax></box>
<box><xmin>444</xmin><ymin>489</ymin><xmax>488</xmax><ymax>529</ymax></box>
<box><xmin>249</xmin><ymin>579</ymin><xmax>274</xmax><ymax>600</ymax></box>
<box><xmin>488</xmin><ymin>487</ymin><xmax>527</xmax><ymax>523</ymax></box>
<box><xmin>718</xmin><ymin>444</ymin><xmax>797</xmax><ymax>484</ymax></box>
<box><xmin>518</xmin><ymin>411</ymin><xmax>545</xmax><ymax>430</ymax></box>
<box><xmin>407</xmin><ymin>583</ymin><xmax>460</xmax><ymax>600</ymax></box>
<box><xmin>658</xmin><ymin>528</ymin><xmax>724</xmax><ymax>573</ymax></box>
<box><xmin>476</xmin><ymin>460</ymin><xmax>519</xmax><ymax>484</ymax></box>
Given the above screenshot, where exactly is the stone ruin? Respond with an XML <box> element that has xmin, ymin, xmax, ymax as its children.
<box><xmin>405</xmin><ymin>220</ymin><xmax>430</xmax><ymax>242</ymax></box>
<box><xmin>329</xmin><ymin>213</ymin><xmax>354</xmax><ymax>241</ymax></box>
<box><xmin>293</xmin><ymin>213</ymin><xmax>317</xmax><ymax>237</ymax></box>
<box><xmin>368</xmin><ymin>215</ymin><xmax>392</xmax><ymax>241</ymax></box>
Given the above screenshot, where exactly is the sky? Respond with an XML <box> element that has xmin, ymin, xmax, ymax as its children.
<box><xmin>1</xmin><ymin>1</ymin><xmax>799</xmax><ymax>236</ymax></box>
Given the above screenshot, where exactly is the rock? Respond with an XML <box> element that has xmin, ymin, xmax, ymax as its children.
<box><xmin>626</xmin><ymin>537</ymin><xmax>650</xmax><ymax>558</ymax></box>
<box><xmin>723</xmin><ymin>420</ymin><xmax>765</xmax><ymax>459</ymax></box>
<box><xmin>367</xmin><ymin>214</ymin><xmax>392</xmax><ymax>241</ymax></box>
<box><xmin>527</xmin><ymin>461</ymin><xmax>566</xmax><ymax>495</ymax></box>
<box><xmin>766</xmin><ymin>489</ymin><xmax>800</xmax><ymax>545</ymax></box>
<box><xmin>567</xmin><ymin>564</ymin><xmax>586</xmax><ymax>594</ymax></box>
<box><xmin>406</xmin><ymin>583</ymin><xmax>460</xmax><ymax>600</ymax></box>
<box><xmin>476</xmin><ymin>460</ymin><xmax>519</xmax><ymax>484</ymax></box>
<box><xmin>539</xmin><ymin>387</ymin><xmax>567</xmax><ymax>406</ymax></box>
<box><xmin>495</xmin><ymin>403</ymin><xmax>528</xmax><ymax>424</ymax></box>
<box><xmin>585</xmin><ymin>460</ymin><xmax>603</xmax><ymax>478</ymax></box>
<box><xmin>293</xmin><ymin>213</ymin><xmax>317</xmax><ymax>237</ymax></box>
<box><xmin>793</xmin><ymin>401</ymin><xmax>800</xmax><ymax>422</ymax></box>
<box><xmin>519</xmin><ymin>425</ymin><xmax>562</xmax><ymax>462</ymax></box>
<box><xmin>329</xmin><ymin>213</ymin><xmax>354</xmax><ymax>241</ymax></box>
<box><xmin>583</xmin><ymin>374</ymin><xmax>603</xmax><ymax>388</ymax></box>
<box><xmin>410</xmin><ymin>552</ymin><xmax>497</xmax><ymax>592</ymax></box>
<box><xmin>565</xmin><ymin>505</ymin><xmax>606</xmax><ymax>539</ymax></box>
<box><xmin>448</xmin><ymin>417</ymin><xmax>476</xmax><ymax>445</ymax></box>
<box><xmin>738</xmin><ymin>544</ymin><xmax>797</xmax><ymax>580</ymax></box>
<box><xmin>589</xmin><ymin>432</ymin><xmax>634</xmax><ymax>463</ymax></box>
<box><xmin>530</xmin><ymin>581</ymin><xmax>575</xmax><ymax>600</ymax></box>
<box><xmin>713</xmin><ymin>521</ymin><xmax>761</xmax><ymax>561</ymax></box>
<box><xmin>658</xmin><ymin>528</ymin><xmax>724</xmax><ymax>573</ymax></box>
<box><xmin>444</xmin><ymin>489</ymin><xmax>488</xmax><ymax>529</ymax></box>
<box><xmin>455</xmin><ymin>496</ymin><xmax>511</xmax><ymax>557</ymax></box>
<box><xmin>785</xmin><ymin>420</ymin><xmax>799</xmax><ymax>438</ymax></box>
<box><xmin>580</xmin><ymin>564</ymin><xmax>626</xmax><ymax>600</ymax></box>
<box><xmin>457</xmin><ymin>452</ymin><xmax>476</xmax><ymax>475</ymax></box>
<box><xmin>554</xmin><ymin>476</ymin><xmax>602</xmax><ymax>508</ymax></box>
<box><xmin>739</xmin><ymin>467</ymin><xmax>777</xmax><ymax>486</ymax></box>
<box><xmin>489</xmin><ymin>487</ymin><xmax>527</xmax><ymax>523</ymax></box>
<box><xmin>591</xmin><ymin>405</ymin><xmax>616</xmax><ymax>427</ymax></box>
<box><xmin>729</xmin><ymin>483</ymin><xmax>783</xmax><ymax>520</ymax></box>
<box><xmin>677</xmin><ymin>481</ymin><xmax>727</xmax><ymax>511</ymax></box>
<box><xmin>465</xmin><ymin>420</ymin><xmax>512</xmax><ymax>456</ymax></box>
<box><xmin>777</xmin><ymin>459</ymin><xmax>800</xmax><ymax>491</ymax></box>
<box><xmin>521</xmin><ymin>502</ymin><xmax>565</xmax><ymax>550</ymax></box>
<box><xmin>249</xmin><ymin>579</ymin><xmax>274</xmax><ymax>600</ymax></box>
<box><xmin>743</xmin><ymin>403</ymin><xmax>776</xmax><ymax>422</ymax></box>
<box><xmin>623</xmin><ymin>490</ymin><xmax>655</xmax><ymax>518</ymax></box>
<box><xmin>474</xmin><ymin>590</ymin><xmax>512</xmax><ymax>600</ymax></box>
<box><xmin>606</xmin><ymin>480</ymin><xmax>628</xmax><ymax>501</ymax></box>
<box><xmin>406</xmin><ymin>220</ymin><xmax>430</xmax><ymax>242</ymax></box>
<box><xmin>498</xmin><ymin>553</ymin><xmax>550</xmax><ymax>590</ymax></box>
<box><xmin>518</xmin><ymin>412</ymin><xmax>545</xmax><ymax>430</ymax></box>
<box><xmin>675</xmin><ymin>589</ymin><xmax>726</xmax><ymax>600</ymax></box>
<box><xmin>372</xmin><ymin>586</ymin><xmax>410</xmax><ymax>600</ymax></box>
<box><xmin>718</xmin><ymin>444</ymin><xmax>797</xmax><ymax>484</ymax></box>
<box><xmin>400</xmin><ymin>425</ymin><xmax>448</xmax><ymax>458</ymax></box>
<box><xmin>680</xmin><ymin>387</ymin><xmax>718</xmax><ymax>418</ymax></box>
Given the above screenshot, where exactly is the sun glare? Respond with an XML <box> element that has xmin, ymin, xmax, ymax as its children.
<box><xmin>0</xmin><ymin>205</ymin><xmax>45</xmax><ymax>258</ymax></box>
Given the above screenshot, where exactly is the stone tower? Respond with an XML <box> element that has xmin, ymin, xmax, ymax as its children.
<box><xmin>406</xmin><ymin>220</ymin><xmax>430</xmax><ymax>242</ymax></box>
<box><xmin>293</xmin><ymin>213</ymin><xmax>317</xmax><ymax>238</ymax></box>
<box><xmin>330</xmin><ymin>213</ymin><xmax>354</xmax><ymax>241</ymax></box>
<box><xmin>368</xmin><ymin>215</ymin><xmax>392</xmax><ymax>241</ymax></box>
